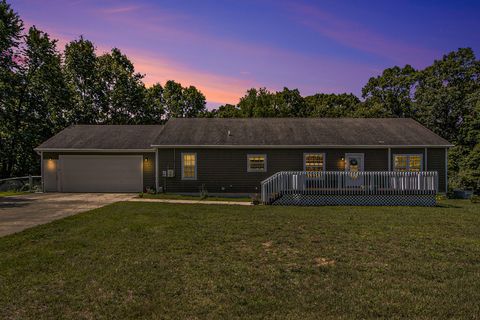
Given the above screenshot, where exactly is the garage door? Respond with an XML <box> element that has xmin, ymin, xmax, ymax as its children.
<box><xmin>58</xmin><ymin>155</ymin><xmax>143</xmax><ymax>192</ymax></box>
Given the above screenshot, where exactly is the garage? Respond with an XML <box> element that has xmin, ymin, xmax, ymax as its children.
<box><xmin>36</xmin><ymin>125</ymin><xmax>163</xmax><ymax>193</ymax></box>
<box><xmin>58</xmin><ymin>155</ymin><xmax>143</xmax><ymax>192</ymax></box>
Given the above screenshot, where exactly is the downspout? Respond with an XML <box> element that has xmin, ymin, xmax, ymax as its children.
<box><xmin>155</xmin><ymin>148</ymin><xmax>159</xmax><ymax>193</ymax></box>
<box><xmin>387</xmin><ymin>148</ymin><xmax>391</xmax><ymax>171</ymax></box>
<box><xmin>40</xmin><ymin>151</ymin><xmax>44</xmax><ymax>192</ymax></box>
<box><xmin>445</xmin><ymin>147</ymin><xmax>448</xmax><ymax>193</ymax></box>
<box><xmin>424</xmin><ymin>148</ymin><xmax>428</xmax><ymax>171</ymax></box>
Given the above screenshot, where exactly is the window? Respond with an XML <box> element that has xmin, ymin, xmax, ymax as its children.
<box><xmin>247</xmin><ymin>154</ymin><xmax>267</xmax><ymax>172</ymax></box>
<box><xmin>304</xmin><ymin>153</ymin><xmax>325</xmax><ymax>172</ymax></box>
<box><xmin>182</xmin><ymin>153</ymin><xmax>197</xmax><ymax>180</ymax></box>
<box><xmin>393</xmin><ymin>154</ymin><xmax>422</xmax><ymax>172</ymax></box>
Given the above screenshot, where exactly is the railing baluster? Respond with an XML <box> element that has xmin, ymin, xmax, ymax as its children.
<box><xmin>260</xmin><ymin>170</ymin><xmax>439</xmax><ymax>204</ymax></box>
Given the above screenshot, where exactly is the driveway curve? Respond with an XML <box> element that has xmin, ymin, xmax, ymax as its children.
<box><xmin>0</xmin><ymin>193</ymin><xmax>135</xmax><ymax>237</ymax></box>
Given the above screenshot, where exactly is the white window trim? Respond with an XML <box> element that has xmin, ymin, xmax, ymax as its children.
<box><xmin>247</xmin><ymin>154</ymin><xmax>267</xmax><ymax>172</ymax></box>
<box><xmin>181</xmin><ymin>152</ymin><xmax>197</xmax><ymax>180</ymax></box>
<box><xmin>303</xmin><ymin>152</ymin><xmax>326</xmax><ymax>171</ymax></box>
<box><xmin>393</xmin><ymin>154</ymin><xmax>423</xmax><ymax>171</ymax></box>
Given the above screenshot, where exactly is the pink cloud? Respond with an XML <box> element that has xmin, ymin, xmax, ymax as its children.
<box><xmin>100</xmin><ymin>5</ymin><xmax>141</xmax><ymax>15</ymax></box>
<box><xmin>289</xmin><ymin>2</ymin><xmax>436</xmax><ymax>66</ymax></box>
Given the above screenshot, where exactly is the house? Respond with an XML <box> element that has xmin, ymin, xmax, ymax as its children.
<box><xmin>36</xmin><ymin>118</ymin><xmax>452</xmax><ymax>204</ymax></box>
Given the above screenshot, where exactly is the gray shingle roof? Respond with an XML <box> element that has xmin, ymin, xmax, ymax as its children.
<box><xmin>36</xmin><ymin>125</ymin><xmax>164</xmax><ymax>150</ymax></box>
<box><xmin>152</xmin><ymin>118</ymin><xmax>452</xmax><ymax>147</ymax></box>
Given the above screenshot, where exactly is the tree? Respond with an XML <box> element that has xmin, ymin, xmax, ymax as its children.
<box><xmin>142</xmin><ymin>83</ymin><xmax>165</xmax><ymax>124</ymax></box>
<box><xmin>237</xmin><ymin>88</ymin><xmax>276</xmax><ymax>117</ymax></box>
<box><xmin>163</xmin><ymin>80</ymin><xmax>183</xmax><ymax>118</ymax></box>
<box><xmin>0</xmin><ymin>0</ymin><xmax>24</xmax><ymax>177</ymax></box>
<box><xmin>274</xmin><ymin>87</ymin><xmax>307</xmax><ymax>117</ymax></box>
<box><xmin>361</xmin><ymin>65</ymin><xmax>417</xmax><ymax>118</ymax></box>
<box><xmin>305</xmin><ymin>93</ymin><xmax>360</xmax><ymax>117</ymax></box>
<box><xmin>415</xmin><ymin>48</ymin><xmax>480</xmax><ymax>143</ymax></box>
<box><xmin>213</xmin><ymin>104</ymin><xmax>241</xmax><ymax>118</ymax></box>
<box><xmin>182</xmin><ymin>85</ymin><xmax>206</xmax><ymax>117</ymax></box>
<box><xmin>163</xmin><ymin>80</ymin><xmax>206</xmax><ymax>118</ymax></box>
<box><xmin>64</xmin><ymin>37</ymin><xmax>103</xmax><ymax>124</ymax></box>
<box><xmin>20</xmin><ymin>27</ymin><xmax>70</xmax><ymax>174</ymax></box>
<box><xmin>97</xmin><ymin>48</ymin><xmax>146</xmax><ymax>124</ymax></box>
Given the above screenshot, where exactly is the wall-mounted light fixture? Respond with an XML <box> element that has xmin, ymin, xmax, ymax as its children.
<box><xmin>144</xmin><ymin>157</ymin><xmax>149</xmax><ymax>162</ymax></box>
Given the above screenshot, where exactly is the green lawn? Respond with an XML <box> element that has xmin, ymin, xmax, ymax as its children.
<box><xmin>141</xmin><ymin>192</ymin><xmax>251</xmax><ymax>202</ymax></box>
<box><xmin>0</xmin><ymin>191</ymin><xmax>29</xmax><ymax>197</ymax></box>
<box><xmin>1</xmin><ymin>201</ymin><xmax>479</xmax><ymax>319</ymax></box>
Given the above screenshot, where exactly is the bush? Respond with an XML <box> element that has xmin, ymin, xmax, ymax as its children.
<box><xmin>471</xmin><ymin>195</ymin><xmax>480</xmax><ymax>204</ymax></box>
<box><xmin>251</xmin><ymin>193</ymin><xmax>261</xmax><ymax>205</ymax></box>
<box><xmin>145</xmin><ymin>187</ymin><xmax>156</xmax><ymax>194</ymax></box>
<box><xmin>199</xmin><ymin>184</ymin><xmax>208</xmax><ymax>200</ymax></box>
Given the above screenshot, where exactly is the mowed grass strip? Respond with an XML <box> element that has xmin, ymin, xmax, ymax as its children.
<box><xmin>1</xmin><ymin>201</ymin><xmax>479</xmax><ymax>319</ymax></box>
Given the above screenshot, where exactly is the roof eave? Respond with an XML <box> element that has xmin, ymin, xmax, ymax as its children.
<box><xmin>34</xmin><ymin>148</ymin><xmax>155</xmax><ymax>152</ymax></box>
<box><xmin>150</xmin><ymin>144</ymin><xmax>454</xmax><ymax>149</ymax></box>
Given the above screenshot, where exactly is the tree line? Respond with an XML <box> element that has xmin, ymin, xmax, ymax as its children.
<box><xmin>0</xmin><ymin>0</ymin><xmax>206</xmax><ymax>178</ymax></box>
<box><xmin>1</xmin><ymin>0</ymin><xmax>479</xmax><ymax>192</ymax></box>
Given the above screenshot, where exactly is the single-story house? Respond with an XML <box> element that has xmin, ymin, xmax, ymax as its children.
<box><xmin>36</xmin><ymin>118</ymin><xmax>452</xmax><ymax>198</ymax></box>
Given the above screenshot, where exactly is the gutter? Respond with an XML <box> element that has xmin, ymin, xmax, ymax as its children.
<box><xmin>34</xmin><ymin>148</ymin><xmax>156</xmax><ymax>152</ymax></box>
<box><xmin>150</xmin><ymin>144</ymin><xmax>454</xmax><ymax>149</ymax></box>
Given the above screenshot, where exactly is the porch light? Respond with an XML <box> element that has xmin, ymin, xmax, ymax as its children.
<box><xmin>46</xmin><ymin>159</ymin><xmax>56</xmax><ymax>171</ymax></box>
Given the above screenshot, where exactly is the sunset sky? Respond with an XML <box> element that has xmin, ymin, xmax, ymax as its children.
<box><xmin>13</xmin><ymin>0</ymin><xmax>480</xmax><ymax>107</ymax></box>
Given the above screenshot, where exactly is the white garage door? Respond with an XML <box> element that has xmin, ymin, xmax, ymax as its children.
<box><xmin>59</xmin><ymin>155</ymin><xmax>143</xmax><ymax>192</ymax></box>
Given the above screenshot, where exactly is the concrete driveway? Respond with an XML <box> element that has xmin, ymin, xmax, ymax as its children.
<box><xmin>0</xmin><ymin>193</ymin><xmax>135</xmax><ymax>237</ymax></box>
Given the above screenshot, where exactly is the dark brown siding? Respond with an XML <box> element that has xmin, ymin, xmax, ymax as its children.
<box><xmin>390</xmin><ymin>148</ymin><xmax>447</xmax><ymax>192</ymax></box>
<box><xmin>427</xmin><ymin>148</ymin><xmax>447</xmax><ymax>192</ymax></box>
<box><xmin>42</xmin><ymin>152</ymin><xmax>155</xmax><ymax>190</ymax></box>
<box><xmin>157</xmin><ymin>148</ymin><xmax>390</xmax><ymax>193</ymax></box>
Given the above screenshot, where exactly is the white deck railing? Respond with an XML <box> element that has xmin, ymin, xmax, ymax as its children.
<box><xmin>261</xmin><ymin>171</ymin><xmax>438</xmax><ymax>204</ymax></box>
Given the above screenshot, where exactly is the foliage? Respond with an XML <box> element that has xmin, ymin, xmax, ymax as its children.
<box><xmin>361</xmin><ymin>65</ymin><xmax>418</xmax><ymax>118</ymax></box>
<box><xmin>305</xmin><ymin>93</ymin><xmax>360</xmax><ymax>117</ymax></box>
<box><xmin>415</xmin><ymin>48</ymin><xmax>480</xmax><ymax>144</ymax></box>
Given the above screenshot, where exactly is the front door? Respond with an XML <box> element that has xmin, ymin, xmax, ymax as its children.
<box><xmin>345</xmin><ymin>153</ymin><xmax>365</xmax><ymax>187</ymax></box>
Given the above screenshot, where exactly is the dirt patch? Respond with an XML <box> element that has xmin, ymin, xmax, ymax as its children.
<box><xmin>314</xmin><ymin>257</ymin><xmax>335</xmax><ymax>267</ymax></box>
<box><xmin>262</xmin><ymin>241</ymin><xmax>273</xmax><ymax>249</ymax></box>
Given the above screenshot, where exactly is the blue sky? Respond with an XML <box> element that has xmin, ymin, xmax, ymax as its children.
<box><xmin>13</xmin><ymin>0</ymin><xmax>480</xmax><ymax>106</ymax></box>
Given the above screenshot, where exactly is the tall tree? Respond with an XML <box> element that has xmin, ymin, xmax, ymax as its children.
<box><xmin>163</xmin><ymin>80</ymin><xmax>184</xmax><ymax>118</ymax></box>
<box><xmin>97</xmin><ymin>48</ymin><xmax>146</xmax><ymax>124</ymax></box>
<box><xmin>20</xmin><ymin>26</ymin><xmax>70</xmax><ymax>174</ymax></box>
<box><xmin>163</xmin><ymin>80</ymin><xmax>206</xmax><ymax>118</ymax></box>
<box><xmin>361</xmin><ymin>65</ymin><xmax>417</xmax><ymax>118</ymax></box>
<box><xmin>238</xmin><ymin>88</ymin><xmax>276</xmax><ymax>117</ymax></box>
<box><xmin>141</xmin><ymin>83</ymin><xmax>165</xmax><ymax>124</ymax></box>
<box><xmin>305</xmin><ymin>93</ymin><xmax>360</xmax><ymax>117</ymax></box>
<box><xmin>415</xmin><ymin>48</ymin><xmax>480</xmax><ymax>143</ymax></box>
<box><xmin>64</xmin><ymin>37</ymin><xmax>103</xmax><ymax>124</ymax></box>
<box><xmin>0</xmin><ymin>0</ymin><xmax>23</xmax><ymax>177</ymax></box>
<box><xmin>182</xmin><ymin>85</ymin><xmax>206</xmax><ymax>117</ymax></box>
<box><xmin>274</xmin><ymin>87</ymin><xmax>307</xmax><ymax>117</ymax></box>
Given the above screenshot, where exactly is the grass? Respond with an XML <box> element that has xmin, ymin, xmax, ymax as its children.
<box><xmin>1</xmin><ymin>200</ymin><xmax>479</xmax><ymax>319</ymax></box>
<box><xmin>140</xmin><ymin>192</ymin><xmax>252</xmax><ymax>202</ymax></box>
<box><xmin>0</xmin><ymin>191</ymin><xmax>29</xmax><ymax>197</ymax></box>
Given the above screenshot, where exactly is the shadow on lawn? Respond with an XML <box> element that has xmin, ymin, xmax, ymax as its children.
<box><xmin>435</xmin><ymin>203</ymin><xmax>462</xmax><ymax>208</ymax></box>
<box><xmin>0</xmin><ymin>197</ymin><xmax>32</xmax><ymax>209</ymax></box>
